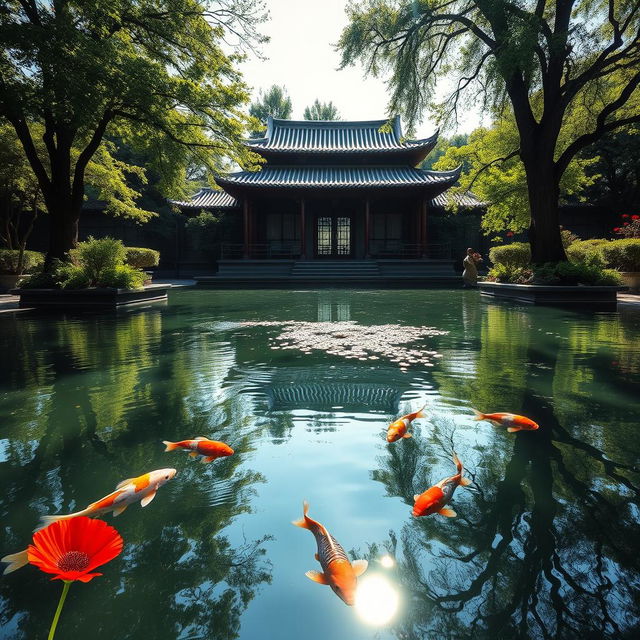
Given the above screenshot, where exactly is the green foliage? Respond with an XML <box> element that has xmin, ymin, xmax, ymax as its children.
<box><xmin>489</xmin><ymin>243</ymin><xmax>531</xmax><ymax>268</ymax></box>
<box><xmin>600</xmin><ymin>239</ymin><xmax>640</xmax><ymax>272</ymax></box>
<box><xmin>566</xmin><ymin>239</ymin><xmax>609</xmax><ymax>267</ymax></box>
<box><xmin>303</xmin><ymin>100</ymin><xmax>341</xmax><ymax>121</ymax></box>
<box><xmin>434</xmin><ymin>120</ymin><xmax>596</xmax><ymax>234</ymax></box>
<box><xmin>99</xmin><ymin>265</ymin><xmax>146</xmax><ymax>290</ymax></box>
<box><xmin>0</xmin><ymin>250</ymin><xmax>44</xmax><ymax>275</ymax></box>
<box><xmin>186</xmin><ymin>211</ymin><xmax>222</xmax><ymax>252</ymax></box>
<box><xmin>561</xmin><ymin>228</ymin><xmax>580</xmax><ymax>248</ymax></box>
<box><xmin>532</xmin><ymin>261</ymin><xmax>619</xmax><ymax>286</ymax></box>
<box><xmin>33</xmin><ymin>236</ymin><xmax>148</xmax><ymax>289</ymax></box>
<box><xmin>249</xmin><ymin>85</ymin><xmax>293</xmax><ymax>129</ymax></box>
<box><xmin>1</xmin><ymin>1</ymin><xmax>266</xmax><ymax>259</ymax></box>
<box><xmin>421</xmin><ymin>133</ymin><xmax>468</xmax><ymax>170</ymax></box>
<box><xmin>19</xmin><ymin>260</ymin><xmax>70</xmax><ymax>289</ymax></box>
<box><xmin>487</xmin><ymin>264</ymin><xmax>532</xmax><ymax>284</ymax></box>
<box><xmin>76</xmin><ymin>237</ymin><xmax>127</xmax><ymax>284</ymax></box>
<box><xmin>124</xmin><ymin>247</ymin><xmax>160</xmax><ymax>269</ymax></box>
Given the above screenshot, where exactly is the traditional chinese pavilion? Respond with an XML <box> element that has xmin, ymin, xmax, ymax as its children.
<box><xmin>174</xmin><ymin>116</ymin><xmax>480</xmax><ymax>283</ymax></box>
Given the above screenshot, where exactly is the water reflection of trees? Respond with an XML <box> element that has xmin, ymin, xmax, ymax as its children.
<box><xmin>369</xmin><ymin>303</ymin><xmax>640</xmax><ymax>639</ymax></box>
<box><xmin>0</xmin><ymin>310</ymin><xmax>272</xmax><ymax>639</ymax></box>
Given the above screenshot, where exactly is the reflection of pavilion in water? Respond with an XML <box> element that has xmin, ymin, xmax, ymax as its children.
<box><xmin>264</xmin><ymin>365</ymin><xmax>410</xmax><ymax>413</ymax></box>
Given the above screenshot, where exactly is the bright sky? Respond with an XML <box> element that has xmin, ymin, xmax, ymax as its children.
<box><xmin>239</xmin><ymin>0</ymin><xmax>484</xmax><ymax>136</ymax></box>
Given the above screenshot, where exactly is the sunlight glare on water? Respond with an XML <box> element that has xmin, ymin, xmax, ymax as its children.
<box><xmin>355</xmin><ymin>574</ymin><xmax>400</xmax><ymax>626</ymax></box>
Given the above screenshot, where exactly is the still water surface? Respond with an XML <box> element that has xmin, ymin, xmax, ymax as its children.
<box><xmin>1</xmin><ymin>289</ymin><xmax>639</xmax><ymax>639</ymax></box>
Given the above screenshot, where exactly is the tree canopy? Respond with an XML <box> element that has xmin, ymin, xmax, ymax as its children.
<box><xmin>303</xmin><ymin>99</ymin><xmax>341</xmax><ymax>120</ymax></box>
<box><xmin>248</xmin><ymin>84</ymin><xmax>293</xmax><ymax>127</ymax></box>
<box><xmin>339</xmin><ymin>0</ymin><xmax>640</xmax><ymax>263</ymax></box>
<box><xmin>0</xmin><ymin>0</ymin><xmax>265</xmax><ymax>261</ymax></box>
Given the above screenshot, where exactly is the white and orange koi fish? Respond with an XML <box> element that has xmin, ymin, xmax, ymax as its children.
<box><xmin>292</xmin><ymin>501</ymin><xmax>368</xmax><ymax>606</ymax></box>
<box><xmin>1</xmin><ymin>468</ymin><xmax>176</xmax><ymax>575</ymax></box>
<box><xmin>387</xmin><ymin>405</ymin><xmax>426</xmax><ymax>442</ymax></box>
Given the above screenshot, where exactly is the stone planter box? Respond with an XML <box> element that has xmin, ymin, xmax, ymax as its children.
<box><xmin>620</xmin><ymin>271</ymin><xmax>640</xmax><ymax>293</ymax></box>
<box><xmin>0</xmin><ymin>274</ymin><xmax>26</xmax><ymax>293</ymax></box>
<box><xmin>12</xmin><ymin>284</ymin><xmax>171</xmax><ymax>309</ymax></box>
<box><xmin>479</xmin><ymin>282</ymin><xmax>626</xmax><ymax>310</ymax></box>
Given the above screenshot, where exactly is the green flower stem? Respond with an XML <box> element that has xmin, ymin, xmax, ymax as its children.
<box><xmin>48</xmin><ymin>580</ymin><xmax>71</xmax><ymax>640</ymax></box>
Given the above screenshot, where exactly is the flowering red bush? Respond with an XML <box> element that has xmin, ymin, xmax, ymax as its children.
<box><xmin>613</xmin><ymin>215</ymin><xmax>640</xmax><ymax>238</ymax></box>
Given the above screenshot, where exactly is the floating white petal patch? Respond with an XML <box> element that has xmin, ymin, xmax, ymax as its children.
<box><xmin>241</xmin><ymin>321</ymin><xmax>448</xmax><ymax>369</ymax></box>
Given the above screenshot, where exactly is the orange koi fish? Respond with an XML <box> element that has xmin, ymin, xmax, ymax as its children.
<box><xmin>412</xmin><ymin>453</ymin><xmax>471</xmax><ymax>518</ymax></box>
<box><xmin>386</xmin><ymin>404</ymin><xmax>426</xmax><ymax>443</ymax></box>
<box><xmin>163</xmin><ymin>437</ymin><xmax>234</xmax><ymax>463</ymax></box>
<box><xmin>1</xmin><ymin>468</ymin><xmax>177</xmax><ymax>575</ymax></box>
<box><xmin>473</xmin><ymin>409</ymin><xmax>539</xmax><ymax>433</ymax></box>
<box><xmin>292</xmin><ymin>501</ymin><xmax>368</xmax><ymax>606</ymax></box>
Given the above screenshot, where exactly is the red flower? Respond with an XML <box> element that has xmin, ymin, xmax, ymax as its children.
<box><xmin>614</xmin><ymin>227</ymin><xmax>621</xmax><ymax>232</ymax></box>
<box><xmin>27</xmin><ymin>517</ymin><xmax>122</xmax><ymax>583</ymax></box>
<box><xmin>624</xmin><ymin>222</ymin><xmax>629</xmax><ymax>226</ymax></box>
<box><xmin>632</xmin><ymin>215</ymin><xmax>639</xmax><ymax>220</ymax></box>
<box><xmin>622</xmin><ymin>214</ymin><xmax>629</xmax><ymax>218</ymax></box>
<box><xmin>506</xmin><ymin>231</ymin><xmax>514</xmax><ymax>237</ymax></box>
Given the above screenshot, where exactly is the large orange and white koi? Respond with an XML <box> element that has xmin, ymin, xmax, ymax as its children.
<box><xmin>1</xmin><ymin>468</ymin><xmax>176</xmax><ymax>575</ymax></box>
<box><xmin>473</xmin><ymin>409</ymin><xmax>539</xmax><ymax>433</ymax></box>
<box><xmin>412</xmin><ymin>453</ymin><xmax>471</xmax><ymax>518</ymax></box>
<box><xmin>386</xmin><ymin>405</ymin><xmax>426</xmax><ymax>443</ymax></box>
<box><xmin>292</xmin><ymin>502</ymin><xmax>368</xmax><ymax>606</ymax></box>
<box><xmin>163</xmin><ymin>437</ymin><xmax>234</xmax><ymax>463</ymax></box>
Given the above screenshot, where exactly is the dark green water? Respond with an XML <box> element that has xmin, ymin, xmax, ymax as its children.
<box><xmin>1</xmin><ymin>289</ymin><xmax>639</xmax><ymax>640</ymax></box>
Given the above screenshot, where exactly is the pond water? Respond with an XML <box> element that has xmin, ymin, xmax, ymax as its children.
<box><xmin>1</xmin><ymin>289</ymin><xmax>639</xmax><ymax>640</ymax></box>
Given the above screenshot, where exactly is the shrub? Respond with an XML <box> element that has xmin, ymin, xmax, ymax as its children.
<box><xmin>532</xmin><ymin>261</ymin><xmax>619</xmax><ymax>286</ymax></box>
<box><xmin>99</xmin><ymin>265</ymin><xmax>146</xmax><ymax>289</ymax></box>
<box><xmin>489</xmin><ymin>243</ymin><xmax>531</xmax><ymax>268</ymax></box>
<box><xmin>560</xmin><ymin>228</ymin><xmax>580</xmax><ymax>248</ymax></box>
<box><xmin>19</xmin><ymin>259</ymin><xmax>69</xmax><ymax>289</ymax></box>
<box><xmin>600</xmin><ymin>239</ymin><xmax>640</xmax><ymax>272</ymax></box>
<box><xmin>487</xmin><ymin>263</ymin><xmax>532</xmax><ymax>283</ymax></box>
<box><xmin>0</xmin><ymin>249</ymin><xmax>45</xmax><ymax>274</ymax></box>
<box><xmin>125</xmin><ymin>247</ymin><xmax>160</xmax><ymax>269</ymax></box>
<box><xmin>76</xmin><ymin>236</ymin><xmax>127</xmax><ymax>284</ymax></box>
<box><xmin>566</xmin><ymin>239</ymin><xmax>608</xmax><ymax>266</ymax></box>
<box><xmin>59</xmin><ymin>265</ymin><xmax>92</xmax><ymax>289</ymax></box>
<box><xmin>613</xmin><ymin>214</ymin><xmax>640</xmax><ymax>238</ymax></box>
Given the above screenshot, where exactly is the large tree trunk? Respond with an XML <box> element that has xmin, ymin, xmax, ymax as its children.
<box><xmin>43</xmin><ymin>191</ymin><xmax>81</xmax><ymax>266</ymax></box>
<box><xmin>522</xmin><ymin>152</ymin><xmax>567</xmax><ymax>264</ymax></box>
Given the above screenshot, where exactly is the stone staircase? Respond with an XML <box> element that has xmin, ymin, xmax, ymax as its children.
<box><xmin>195</xmin><ymin>258</ymin><xmax>459</xmax><ymax>287</ymax></box>
<box><xmin>290</xmin><ymin>260</ymin><xmax>380</xmax><ymax>280</ymax></box>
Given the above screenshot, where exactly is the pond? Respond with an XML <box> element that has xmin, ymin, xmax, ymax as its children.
<box><xmin>1</xmin><ymin>289</ymin><xmax>639</xmax><ymax>639</ymax></box>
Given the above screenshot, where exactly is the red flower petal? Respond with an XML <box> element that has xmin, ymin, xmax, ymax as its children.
<box><xmin>27</xmin><ymin>517</ymin><xmax>122</xmax><ymax>583</ymax></box>
<box><xmin>632</xmin><ymin>215</ymin><xmax>639</xmax><ymax>220</ymax></box>
<box><xmin>622</xmin><ymin>214</ymin><xmax>629</xmax><ymax>218</ymax></box>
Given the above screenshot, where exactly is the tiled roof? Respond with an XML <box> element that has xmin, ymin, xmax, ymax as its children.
<box><xmin>170</xmin><ymin>188</ymin><xmax>239</xmax><ymax>209</ymax></box>
<box><xmin>429</xmin><ymin>191</ymin><xmax>487</xmax><ymax>209</ymax></box>
<box><xmin>247</xmin><ymin>115</ymin><xmax>437</xmax><ymax>154</ymax></box>
<box><xmin>216</xmin><ymin>165</ymin><xmax>461</xmax><ymax>189</ymax></box>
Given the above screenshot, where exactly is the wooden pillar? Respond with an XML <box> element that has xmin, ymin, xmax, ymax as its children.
<box><xmin>243</xmin><ymin>198</ymin><xmax>250</xmax><ymax>259</ymax></box>
<box><xmin>364</xmin><ymin>197</ymin><xmax>370</xmax><ymax>258</ymax></box>
<box><xmin>420</xmin><ymin>198</ymin><xmax>427</xmax><ymax>258</ymax></box>
<box><xmin>300</xmin><ymin>198</ymin><xmax>306</xmax><ymax>259</ymax></box>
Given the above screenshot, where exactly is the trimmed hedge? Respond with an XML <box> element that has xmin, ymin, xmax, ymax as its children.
<box><xmin>0</xmin><ymin>249</ymin><xmax>45</xmax><ymax>274</ymax></box>
<box><xmin>600</xmin><ymin>239</ymin><xmax>640</xmax><ymax>272</ymax></box>
<box><xmin>566</xmin><ymin>239</ymin><xmax>608</xmax><ymax>266</ymax></box>
<box><xmin>489</xmin><ymin>243</ymin><xmax>531</xmax><ymax>267</ymax></box>
<box><xmin>125</xmin><ymin>247</ymin><xmax>160</xmax><ymax>269</ymax></box>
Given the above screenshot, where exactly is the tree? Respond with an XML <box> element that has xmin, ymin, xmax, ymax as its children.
<box><xmin>248</xmin><ymin>85</ymin><xmax>293</xmax><ymax>128</ymax></box>
<box><xmin>434</xmin><ymin>118</ymin><xmax>595</xmax><ymax>234</ymax></box>
<box><xmin>0</xmin><ymin>1</ymin><xmax>265</xmax><ymax>264</ymax></box>
<box><xmin>303</xmin><ymin>99</ymin><xmax>341</xmax><ymax>120</ymax></box>
<box><xmin>420</xmin><ymin>132</ymin><xmax>468</xmax><ymax>170</ymax></box>
<box><xmin>339</xmin><ymin>1</ymin><xmax>640</xmax><ymax>263</ymax></box>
